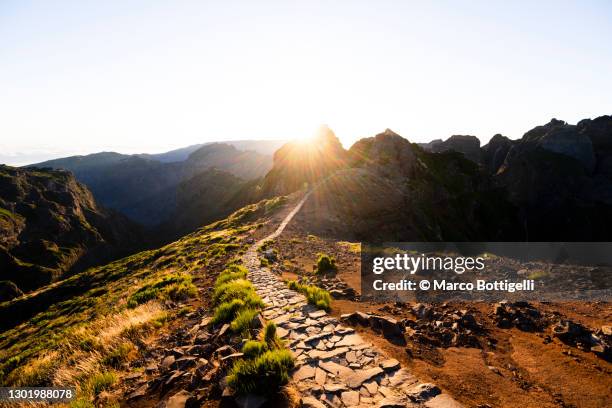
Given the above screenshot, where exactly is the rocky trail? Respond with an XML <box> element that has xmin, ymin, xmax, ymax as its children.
<box><xmin>243</xmin><ymin>194</ymin><xmax>463</xmax><ymax>407</ymax></box>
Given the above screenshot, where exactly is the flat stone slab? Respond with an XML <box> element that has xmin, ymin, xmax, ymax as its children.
<box><xmin>319</xmin><ymin>360</ymin><xmax>355</xmax><ymax>379</ymax></box>
<box><xmin>293</xmin><ymin>364</ymin><xmax>316</xmax><ymax>381</ymax></box>
<box><xmin>380</xmin><ymin>358</ymin><xmax>400</xmax><ymax>372</ymax></box>
<box><xmin>335</xmin><ymin>334</ymin><xmax>364</xmax><ymax>347</ymax></box>
<box><xmin>341</xmin><ymin>390</ymin><xmax>360</xmax><ymax>406</ymax></box>
<box><xmin>347</xmin><ymin>367</ymin><xmax>384</xmax><ymax>389</ymax></box>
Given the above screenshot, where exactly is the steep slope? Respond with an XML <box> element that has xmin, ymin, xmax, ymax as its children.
<box><xmin>0</xmin><ymin>165</ymin><xmax>143</xmax><ymax>296</ymax></box>
<box><xmin>0</xmin><ymin>194</ymin><xmax>294</xmax><ymax>407</ymax></box>
<box><xmin>163</xmin><ymin>168</ymin><xmax>249</xmax><ymax>237</ymax></box>
<box><xmin>33</xmin><ymin>143</ymin><xmax>274</xmax><ymax>226</ymax></box>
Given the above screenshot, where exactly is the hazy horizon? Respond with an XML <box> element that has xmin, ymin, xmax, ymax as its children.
<box><xmin>2</xmin><ymin>0</ymin><xmax>611</xmax><ymax>165</ymax></box>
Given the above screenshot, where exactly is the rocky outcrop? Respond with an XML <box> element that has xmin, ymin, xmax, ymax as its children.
<box><xmin>520</xmin><ymin>118</ymin><xmax>596</xmax><ymax>171</ymax></box>
<box><xmin>421</xmin><ymin>135</ymin><xmax>481</xmax><ymax>163</ymax></box>
<box><xmin>261</xmin><ymin>126</ymin><xmax>348</xmax><ymax>196</ymax></box>
<box><xmin>299</xmin><ymin>132</ymin><xmax>518</xmax><ymax>241</ymax></box>
<box><xmin>348</xmin><ymin>129</ymin><xmax>418</xmax><ymax>178</ymax></box>
<box><xmin>481</xmin><ymin>134</ymin><xmax>514</xmax><ymax>174</ymax></box>
<box><xmin>493</xmin><ymin>116</ymin><xmax>612</xmax><ymax>240</ymax></box>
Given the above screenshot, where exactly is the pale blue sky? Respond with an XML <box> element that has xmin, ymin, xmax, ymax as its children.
<box><xmin>1</xmin><ymin>0</ymin><xmax>611</xmax><ymax>165</ymax></box>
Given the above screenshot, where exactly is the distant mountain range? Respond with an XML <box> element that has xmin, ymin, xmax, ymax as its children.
<box><xmin>30</xmin><ymin>140</ymin><xmax>287</xmax><ymax>226</ymax></box>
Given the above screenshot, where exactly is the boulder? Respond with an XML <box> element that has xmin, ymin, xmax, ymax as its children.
<box><xmin>341</xmin><ymin>311</ymin><xmax>370</xmax><ymax>326</ymax></box>
<box><xmin>369</xmin><ymin>315</ymin><xmax>404</xmax><ymax>339</ymax></box>
<box><xmin>405</xmin><ymin>383</ymin><xmax>441</xmax><ymax>402</ymax></box>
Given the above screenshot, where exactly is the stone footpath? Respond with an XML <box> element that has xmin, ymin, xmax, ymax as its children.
<box><xmin>242</xmin><ymin>196</ymin><xmax>463</xmax><ymax>408</ymax></box>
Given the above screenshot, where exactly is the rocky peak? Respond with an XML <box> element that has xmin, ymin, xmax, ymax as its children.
<box><xmin>520</xmin><ymin>118</ymin><xmax>596</xmax><ymax>172</ymax></box>
<box><xmin>348</xmin><ymin>129</ymin><xmax>417</xmax><ymax>178</ymax></box>
<box><xmin>420</xmin><ymin>135</ymin><xmax>481</xmax><ymax>163</ymax></box>
<box><xmin>261</xmin><ymin>126</ymin><xmax>348</xmax><ymax>196</ymax></box>
<box><xmin>481</xmin><ymin>134</ymin><xmax>514</xmax><ymax>174</ymax></box>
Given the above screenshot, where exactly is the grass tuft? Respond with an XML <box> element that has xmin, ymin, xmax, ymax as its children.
<box><xmin>88</xmin><ymin>371</ymin><xmax>116</xmax><ymax>395</ymax></box>
<box><xmin>286</xmin><ymin>281</ymin><xmax>331</xmax><ymax>311</ymax></box>
<box><xmin>314</xmin><ymin>253</ymin><xmax>337</xmax><ymax>274</ymax></box>
<box><xmin>227</xmin><ymin>349</ymin><xmax>294</xmax><ymax>395</ymax></box>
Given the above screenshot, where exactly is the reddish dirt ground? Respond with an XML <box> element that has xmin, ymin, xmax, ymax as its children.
<box><xmin>274</xmin><ymin>230</ymin><xmax>612</xmax><ymax>408</ymax></box>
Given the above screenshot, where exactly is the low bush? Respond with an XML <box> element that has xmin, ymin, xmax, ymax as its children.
<box><xmin>314</xmin><ymin>253</ymin><xmax>337</xmax><ymax>274</ymax></box>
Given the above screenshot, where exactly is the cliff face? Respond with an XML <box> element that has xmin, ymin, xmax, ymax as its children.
<box><xmin>0</xmin><ymin>165</ymin><xmax>143</xmax><ymax>296</ymax></box>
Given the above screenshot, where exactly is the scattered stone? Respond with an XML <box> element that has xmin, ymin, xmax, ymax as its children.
<box><xmin>310</xmin><ymin>310</ymin><xmax>328</xmax><ymax>319</ymax></box>
<box><xmin>218</xmin><ymin>324</ymin><xmax>230</xmax><ymax>337</ymax></box>
<box><xmin>161</xmin><ymin>355</ymin><xmax>175</xmax><ymax>370</ymax></box>
<box><xmin>126</xmin><ymin>384</ymin><xmax>148</xmax><ymax>400</ymax></box>
<box><xmin>335</xmin><ymin>334</ymin><xmax>364</xmax><ymax>347</ymax></box>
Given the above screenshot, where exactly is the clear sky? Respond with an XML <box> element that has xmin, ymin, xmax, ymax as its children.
<box><xmin>1</xmin><ymin>0</ymin><xmax>611</xmax><ymax>165</ymax></box>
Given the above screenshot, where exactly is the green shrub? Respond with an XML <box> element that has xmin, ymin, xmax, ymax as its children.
<box><xmin>286</xmin><ymin>281</ymin><xmax>331</xmax><ymax>311</ymax></box>
<box><xmin>89</xmin><ymin>371</ymin><xmax>117</xmax><ymax>395</ymax></box>
<box><xmin>127</xmin><ymin>273</ymin><xmax>197</xmax><ymax>308</ymax></box>
<box><xmin>242</xmin><ymin>340</ymin><xmax>268</xmax><ymax>359</ymax></box>
<box><xmin>227</xmin><ymin>349</ymin><xmax>294</xmax><ymax>395</ymax></box>
<box><xmin>212</xmin><ymin>299</ymin><xmax>245</xmax><ymax>324</ymax></box>
<box><xmin>259</xmin><ymin>257</ymin><xmax>269</xmax><ymax>267</ymax></box>
<box><xmin>315</xmin><ymin>253</ymin><xmax>337</xmax><ymax>274</ymax></box>
<box><xmin>165</xmin><ymin>279</ymin><xmax>198</xmax><ymax>301</ymax></box>
<box><xmin>230</xmin><ymin>308</ymin><xmax>259</xmax><ymax>334</ymax></box>
<box><xmin>213</xmin><ymin>279</ymin><xmax>254</xmax><ymax>304</ymax></box>
<box><xmin>215</xmin><ymin>265</ymin><xmax>248</xmax><ymax>286</ymax></box>
<box><xmin>287</xmin><ymin>280</ymin><xmax>299</xmax><ymax>291</ymax></box>
<box><xmin>102</xmin><ymin>342</ymin><xmax>134</xmax><ymax>368</ymax></box>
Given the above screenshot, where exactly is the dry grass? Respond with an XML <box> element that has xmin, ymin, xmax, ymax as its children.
<box><xmin>8</xmin><ymin>302</ymin><xmax>166</xmax><ymax>403</ymax></box>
